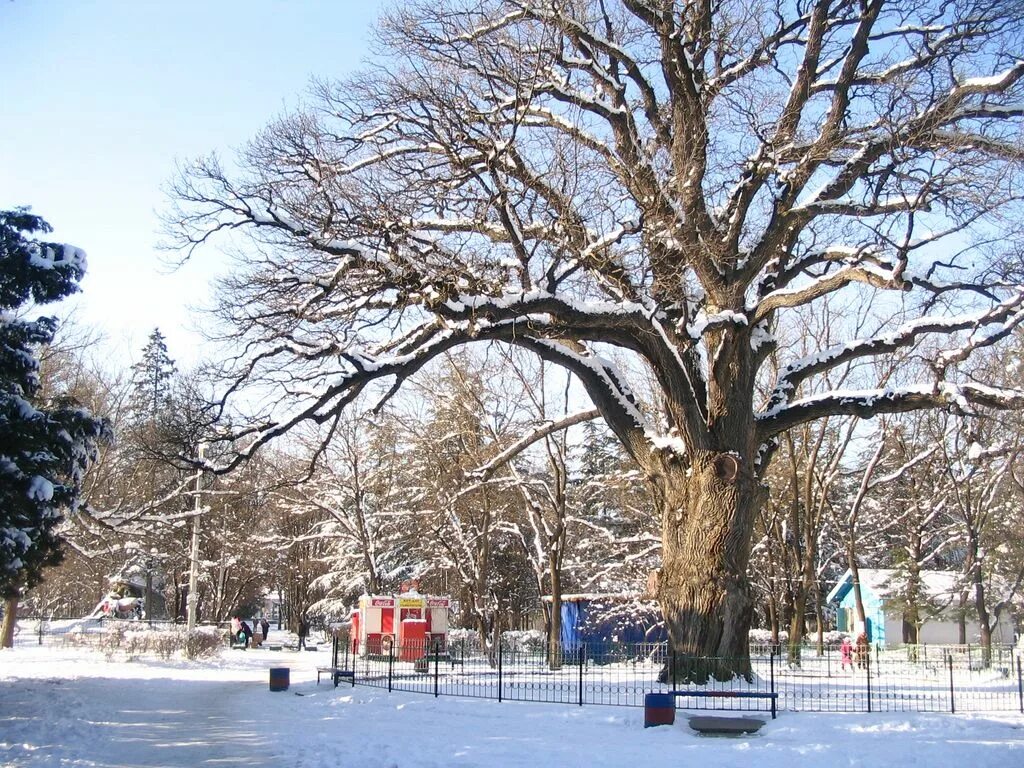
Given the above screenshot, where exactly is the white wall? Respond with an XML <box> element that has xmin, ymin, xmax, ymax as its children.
<box><xmin>911</xmin><ymin>613</ymin><xmax>1016</xmax><ymax>646</ymax></box>
<box><xmin>918</xmin><ymin>618</ymin><xmax>963</xmax><ymax>645</ymax></box>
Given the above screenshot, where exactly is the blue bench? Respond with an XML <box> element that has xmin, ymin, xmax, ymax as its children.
<box><xmin>670</xmin><ymin>690</ymin><xmax>777</xmax><ymax>719</ymax></box>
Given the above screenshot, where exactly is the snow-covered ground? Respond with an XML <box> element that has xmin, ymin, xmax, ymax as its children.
<box><xmin>2</xmin><ymin>643</ymin><xmax>1024</xmax><ymax>768</ymax></box>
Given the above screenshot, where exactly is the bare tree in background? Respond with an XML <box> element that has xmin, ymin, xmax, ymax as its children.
<box><xmin>170</xmin><ymin>1</ymin><xmax>1024</xmax><ymax>679</ymax></box>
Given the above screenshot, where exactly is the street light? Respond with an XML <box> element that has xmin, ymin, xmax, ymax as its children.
<box><xmin>186</xmin><ymin>443</ymin><xmax>206</xmax><ymax>631</ymax></box>
<box><xmin>144</xmin><ymin>548</ymin><xmax>158</xmax><ymax>622</ymax></box>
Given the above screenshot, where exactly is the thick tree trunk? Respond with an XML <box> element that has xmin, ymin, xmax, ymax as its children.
<box><xmin>1</xmin><ymin>596</ymin><xmax>18</xmax><ymax>648</ymax></box>
<box><xmin>957</xmin><ymin>593</ymin><xmax>968</xmax><ymax>645</ymax></box>
<box><xmin>656</xmin><ymin>451</ymin><xmax>763</xmax><ymax>682</ymax></box>
<box><xmin>788</xmin><ymin>550</ymin><xmax>817</xmax><ymax>665</ymax></box>
<box><xmin>969</xmin><ymin>537</ymin><xmax>992</xmax><ymax>667</ymax></box>
<box><xmin>814</xmin><ymin>586</ymin><xmax>825</xmax><ymax>655</ymax></box>
<box><xmin>903</xmin><ymin>564</ymin><xmax>921</xmax><ymax>644</ymax></box>
<box><xmin>547</xmin><ymin>556</ymin><xmax>563</xmax><ymax>670</ymax></box>
<box><xmin>787</xmin><ymin>593</ymin><xmax>807</xmax><ymax>666</ymax></box>
<box><xmin>849</xmin><ymin>554</ymin><xmax>867</xmax><ymax>634</ymax></box>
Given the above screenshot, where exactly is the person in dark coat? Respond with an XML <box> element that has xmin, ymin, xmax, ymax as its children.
<box><xmin>855</xmin><ymin>631</ymin><xmax>869</xmax><ymax>668</ymax></box>
<box><xmin>239</xmin><ymin>620</ymin><xmax>253</xmax><ymax>649</ymax></box>
<box><xmin>297</xmin><ymin>616</ymin><xmax>309</xmax><ymax>651</ymax></box>
<box><xmin>261</xmin><ymin>617</ymin><xmax>270</xmax><ymax>639</ymax></box>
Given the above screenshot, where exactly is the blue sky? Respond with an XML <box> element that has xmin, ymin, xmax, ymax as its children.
<box><xmin>1</xmin><ymin>1</ymin><xmax>384</xmax><ymax>368</ymax></box>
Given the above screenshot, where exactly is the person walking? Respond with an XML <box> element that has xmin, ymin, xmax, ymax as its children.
<box><xmin>840</xmin><ymin>636</ymin><xmax>853</xmax><ymax>672</ymax></box>
<box><xmin>297</xmin><ymin>615</ymin><xmax>309</xmax><ymax>651</ymax></box>
<box><xmin>252</xmin><ymin>618</ymin><xmax>264</xmax><ymax>648</ymax></box>
<box><xmin>855</xmin><ymin>631</ymin><xmax>870</xmax><ymax>669</ymax></box>
<box><xmin>261</xmin><ymin>617</ymin><xmax>270</xmax><ymax>640</ymax></box>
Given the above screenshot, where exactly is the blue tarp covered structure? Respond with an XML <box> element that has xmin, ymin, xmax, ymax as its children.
<box><xmin>557</xmin><ymin>595</ymin><xmax>667</xmax><ymax>653</ymax></box>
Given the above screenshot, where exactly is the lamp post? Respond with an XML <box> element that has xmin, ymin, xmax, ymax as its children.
<box><xmin>186</xmin><ymin>443</ymin><xmax>206</xmax><ymax>631</ymax></box>
<box><xmin>144</xmin><ymin>551</ymin><xmax>154</xmax><ymax>622</ymax></box>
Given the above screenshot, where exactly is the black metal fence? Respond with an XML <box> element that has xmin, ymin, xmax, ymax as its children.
<box><xmin>331</xmin><ymin>638</ymin><xmax>1024</xmax><ymax>715</ymax></box>
<box><xmin>14</xmin><ymin>618</ymin><xmax>1022</xmax><ymax>715</ymax></box>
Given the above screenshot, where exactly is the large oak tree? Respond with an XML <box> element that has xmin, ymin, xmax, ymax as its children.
<box><xmin>170</xmin><ymin>1</ymin><xmax>1024</xmax><ymax>679</ymax></box>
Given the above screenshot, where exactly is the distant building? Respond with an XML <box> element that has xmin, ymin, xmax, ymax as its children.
<box><xmin>826</xmin><ymin>568</ymin><xmax>1016</xmax><ymax>646</ymax></box>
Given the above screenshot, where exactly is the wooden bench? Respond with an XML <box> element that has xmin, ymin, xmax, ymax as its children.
<box><xmin>316</xmin><ymin>667</ymin><xmax>355</xmax><ymax>687</ymax></box>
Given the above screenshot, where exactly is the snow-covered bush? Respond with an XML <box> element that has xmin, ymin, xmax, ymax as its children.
<box><xmin>820</xmin><ymin>630</ymin><xmax>847</xmax><ymax>646</ymax></box>
<box><xmin>66</xmin><ymin>623</ymin><xmax>222</xmax><ymax>660</ymax></box>
<box><xmin>448</xmin><ymin>627</ymin><xmax>480</xmax><ymax>650</ymax></box>
<box><xmin>503</xmin><ymin>629</ymin><xmax>545</xmax><ymax>653</ymax></box>
<box><xmin>446</xmin><ymin>628</ymin><xmax>547</xmax><ymax>653</ymax></box>
<box><xmin>181</xmin><ymin>627</ymin><xmax>222</xmax><ymax>660</ymax></box>
<box><xmin>748</xmin><ymin>629</ymin><xmax>789</xmax><ymax>644</ymax></box>
<box><xmin>96</xmin><ymin>621</ymin><xmax>131</xmax><ymax>660</ymax></box>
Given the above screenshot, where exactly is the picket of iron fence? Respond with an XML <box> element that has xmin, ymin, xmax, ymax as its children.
<box><xmin>334</xmin><ymin>638</ymin><xmax>1024</xmax><ymax>715</ymax></box>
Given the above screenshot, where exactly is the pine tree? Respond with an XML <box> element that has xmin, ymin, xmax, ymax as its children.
<box><xmin>129</xmin><ymin>328</ymin><xmax>177</xmax><ymax>425</ymax></box>
<box><xmin>0</xmin><ymin>209</ymin><xmax>109</xmax><ymax>643</ymax></box>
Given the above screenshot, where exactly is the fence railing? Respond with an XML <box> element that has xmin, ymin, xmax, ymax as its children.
<box><xmin>331</xmin><ymin>638</ymin><xmax>1024</xmax><ymax>715</ymax></box>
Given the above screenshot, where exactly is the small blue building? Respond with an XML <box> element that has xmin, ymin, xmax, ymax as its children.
<box><xmin>826</xmin><ymin>568</ymin><xmax>1015</xmax><ymax>647</ymax></box>
<box><xmin>826</xmin><ymin>569</ymin><xmax>887</xmax><ymax>642</ymax></box>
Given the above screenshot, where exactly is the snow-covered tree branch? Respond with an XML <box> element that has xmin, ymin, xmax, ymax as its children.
<box><xmin>169</xmin><ymin>0</ymin><xmax>1024</xmax><ymax>679</ymax></box>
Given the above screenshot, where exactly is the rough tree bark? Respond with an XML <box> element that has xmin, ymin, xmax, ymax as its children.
<box><xmin>654</xmin><ymin>452</ymin><xmax>764</xmax><ymax>681</ymax></box>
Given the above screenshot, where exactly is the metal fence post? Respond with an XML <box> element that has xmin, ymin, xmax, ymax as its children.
<box><xmin>948</xmin><ymin>654</ymin><xmax>956</xmax><ymax>714</ymax></box>
<box><xmin>579</xmin><ymin>643</ymin><xmax>585</xmax><ymax>707</ymax></box>
<box><xmin>498</xmin><ymin>639</ymin><xmax>503</xmax><ymax>703</ymax></box>
<box><xmin>387</xmin><ymin>643</ymin><xmax>394</xmax><ymax>693</ymax></box>
<box><xmin>865</xmin><ymin>647</ymin><xmax>872</xmax><ymax>713</ymax></box>
<box><xmin>434</xmin><ymin>640</ymin><xmax>441</xmax><ymax>698</ymax></box>
<box><xmin>770</xmin><ymin>651</ymin><xmax>776</xmax><ymax>716</ymax></box>
<box><xmin>1016</xmin><ymin>655</ymin><xmax>1022</xmax><ymax>714</ymax></box>
<box><xmin>671</xmin><ymin>647</ymin><xmax>677</xmax><ymax>691</ymax></box>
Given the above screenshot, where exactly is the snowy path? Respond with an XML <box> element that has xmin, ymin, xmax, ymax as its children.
<box><xmin>4</xmin><ymin>673</ymin><xmax>288</xmax><ymax>766</ymax></box>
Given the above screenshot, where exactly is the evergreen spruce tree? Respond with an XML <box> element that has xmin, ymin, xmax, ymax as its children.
<box><xmin>129</xmin><ymin>328</ymin><xmax>177</xmax><ymax>425</ymax></box>
<box><xmin>0</xmin><ymin>209</ymin><xmax>109</xmax><ymax>644</ymax></box>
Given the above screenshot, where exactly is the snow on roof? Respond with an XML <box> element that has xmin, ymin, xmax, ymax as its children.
<box><xmin>826</xmin><ymin>568</ymin><xmax>961</xmax><ymax>605</ymax></box>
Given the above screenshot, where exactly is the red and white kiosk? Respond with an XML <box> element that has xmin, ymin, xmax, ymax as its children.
<box><xmin>350</xmin><ymin>582</ymin><xmax>450</xmax><ymax>660</ymax></box>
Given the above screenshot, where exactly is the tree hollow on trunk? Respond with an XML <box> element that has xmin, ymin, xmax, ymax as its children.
<box><xmin>656</xmin><ymin>452</ymin><xmax>762</xmax><ymax>683</ymax></box>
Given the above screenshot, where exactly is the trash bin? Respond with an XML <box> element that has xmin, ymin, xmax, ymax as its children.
<box><xmin>644</xmin><ymin>692</ymin><xmax>675</xmax><ymax>727</ymax></box>
<box><xmin>269</xmin><ymin>667</ymin><xmax>290</xmax><ymax>692</ymax></box>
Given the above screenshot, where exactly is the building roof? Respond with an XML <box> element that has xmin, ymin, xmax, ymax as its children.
<box><xmin>826</xmin><ymin>568</ymin><xmax>961</xmax><ymax>606</ymax></box>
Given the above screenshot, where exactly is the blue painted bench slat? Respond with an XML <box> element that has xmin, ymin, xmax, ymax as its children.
<box><xmin>668</xmin><ymin>689</ymin><xmax>778</xmax><ymax>719</ymax></box>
